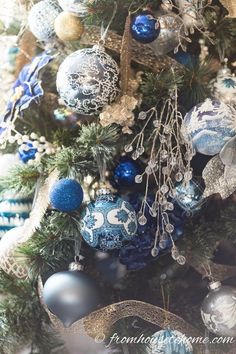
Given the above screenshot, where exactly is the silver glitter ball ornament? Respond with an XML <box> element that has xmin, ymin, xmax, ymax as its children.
<box><xmin>28</xmin><ymin>0</ymin><xmax>62</xmax><ymax>42</ymax></box>
<box><xmin>56</xmin><ymin>45</ymin><xmax>120</xmax><ymax>115</ymax></box>
<box><xmin>201</xmin><ymin>281</ymin><xmax>236</xmax><ymax>336</ymax></box>
<box><xmin>149</xmin><ymin>14</ymin><xmax>182</xmax><ymax>56</ymax></box>
<box><xmin>58</xmin><ymin>0</ymin><xmax>88</xmax><ymax>17</ymax></box>
<box><xmin>43</xmin><ymin>267</ymin><xmax>101</xmax><ymax>327</ymax></box>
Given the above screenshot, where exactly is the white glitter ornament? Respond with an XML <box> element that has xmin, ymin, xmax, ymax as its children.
<box><xmin>210</xmin><ymin>65</ymin><xmax>236</xmax><ymax>106</ymax></box>
<box><xmin>28</xmin><ymin>0</ymin><xmax>62</xmax><ymax>42</ymax></box>
<box><xmin>58</xmin><ymin>0</ymin><xmax>88</xmax><ymax>17</ymax></box>
<box><xmin>56</xmin><ymin>45</ymin><xmax>120</xmax><ymax>115</ymax></box>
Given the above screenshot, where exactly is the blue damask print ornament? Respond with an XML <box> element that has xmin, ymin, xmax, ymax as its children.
<box><xmin>201</xmin><ymin>281</ymin><xmax>236</xmax><ymax>336</ymax></box>
<box><xmin>50</xmin><ymin>178</ymin><xmax>83</xmax><ymax>213</ymax></box>
<box><xmin>80</xmin><ymin>188</ymin><xmax>138</xmax><ymax>251</ymax></box>
<box><xmin>130</xmin><ymin>11</ymin><xmax>160</xmax><ymax>44</ymax></box>
<box><xmin>28</xmin><ymin>0</ymin><xmax>62</xmax><ymax>42</ymax></box>
<box><xmin>150</xmin><ymin>329</ymin><xmax>193</xmax><ymax>354</ymax></box>
<box><xmin>56</xmin><ymin>45</ymin><xmax>120</xmax><ymax>115</ymax></box>
<box><xmin>182</xmin><ymin>98</ymin><xmax>236</xmax><ymax>156</ymax></box>
<box><xmin>210</xmin><ymin>66</ymin><xmax>236</xmax><ymax>106</ymax></box>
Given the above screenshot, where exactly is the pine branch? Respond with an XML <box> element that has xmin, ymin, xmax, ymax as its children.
<box><xmin>0</xmin><ymin>164</ymin><xmax>40</xmax><ymax>197</ymax></box>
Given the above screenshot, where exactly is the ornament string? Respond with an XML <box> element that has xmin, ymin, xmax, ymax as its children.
<box><xmin>161</xmin><ymin>283</ymin><xmax>170</xmax><ymax>328</ymax></box>
<box><xmin>100</xmin><ymin>1</ymin><xmax>118</xmax><ymax>43</ymax></box>
<box><xmin>201</xmin><ymin>263</ymin><xmax>214</xmax><ymax>282</ymax></box>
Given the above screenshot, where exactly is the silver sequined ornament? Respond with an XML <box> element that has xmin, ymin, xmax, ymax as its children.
<box><xmin>28</xmin><ymin>0</ymin><xmax>62</xmax><ymax>42</ymax></box>
<box><xmin>43</xmin><ymin>263</ymin><xmax>101</xmax><ymax>327</ymax></box>
<box><xmin>149</xmin><ymin>14</ymin><xmax>182</xmax><ymax>55</ymax></box>
<box><xmin>58</xmin><ymin>0</ymin><xmax>88</xmax><ymax>16</ymax></box>
<box><xmin>201</xmin><ymin>281</ymin><xmax>236</xmax><ymax>336</ymax></box>
<box><xmin>56</xmin><ymin>45</ymin><xmax>120</xmax><ymax>115</ymax></box>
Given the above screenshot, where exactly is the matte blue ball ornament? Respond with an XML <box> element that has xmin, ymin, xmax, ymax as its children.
<box><xmin>43</xmin><ymin>262</ymin><xmax>101</xmax><ymax>327</ymax></box>
<box><xmin>150</xmin><ymin>329</ymin><xmax>193</xmax><ymax>354</ymax></box>
<box><xmin>131</xmin><ymin>11</ymin><xmax>160</xmax><ymax>44</ymax></box>
<box><xmin>182</xmin><ymin>98</ymin><xmax>236</xmax><ymax>156</ymax></box>
<box><xmin>80</xmin><ymin>189</ymin><xmax>138</xmax><ymax>251</ymax></box>
<box><xmin>50</xmin><ymin>178</ymin><xmax>83</xmax><ymax>213</ymax></box>
<box><xmin>113</xmin><ymin>156</ymin><xmax>142</xmax><ymax>187</ymax></box>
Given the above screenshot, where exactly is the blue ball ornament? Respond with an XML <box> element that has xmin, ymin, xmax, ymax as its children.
<box><xmin>150</xmin><ymin>329</ymin><xmax>193</xmax><ymax>354</ymax></box>
<box><xmin>182</xmin><ymin>98</ymin><xmax>236</xmax><ymax>156</ymax></box>
<box><xmin>50</xmin><ymin>178</ymin><xmax>83</xmax><ymax>213</ymax></box>
<box><xmin>18</xmin><ymin>142</ymin><xmax>38</xmax><ymax>163</ymax></box>
<box><xmin>113</xmin><ymin>157</ymin><xmax>142</xmax><ymax>187</ymax></box>
<box><xmin>80</xmin><ymin>189</ymin><xmax>138</xmax><ymax>251</ymax></box>
<box><xmin>130</xmin><ymin>11</ymin><xmax>160</xmax><ymax>44</ymax></box>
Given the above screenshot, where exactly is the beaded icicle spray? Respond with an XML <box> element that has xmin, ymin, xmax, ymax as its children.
<box><xmin>124</xmin><ymin>87</ymin><xmax>194</xmax><ymax>264</ymax></box>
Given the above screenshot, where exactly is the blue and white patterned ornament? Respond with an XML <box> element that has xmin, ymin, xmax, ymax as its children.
<box><xmin>50</xmin><ymin>178</ymin><xmax>84</xmax><ymax>213</ymax></box>
<box><xmin>182</xmin><ymin>98</ymin><xmax>236</xmax><ymax>156</ymax></box>
<box><xmin>80</xmin><ymin>189</ymin><xmax>138</xmax><ymax>251</ymax></box>
<box><xmin>18</xmin><ymin>142</ymin><xmax>38</xmax><ymax>164</ymax></box>
<box><xmin>130</xmin><ymin>11</ymin><xmax>160</xmax><ymax>44</ymax></box>
<box><xmin>150</xmin><ymin>329</ymin><xmax>193</xmax><ymax>354</ymax></box>
<box><xmin>56</xmin><ymin>45</ymin><xmax>120</xmax><ymax>115</ymax></box>
<box><xmin>210</xmin><ymin>66</ymin><xmax>236</xmax><ymax>106</ymax></box>
<box><xmin>58</xmin><ymin>0</ymin><xmax>88</xmax><ymax>16</ymax></box>
<box><xmin>28</xmin><ymin>0</ymin><xmax>62</xmax><ymax>42</ymax></box>
<box><xmin>0</xmin><ymin>193</ymin><xmax>32</xmax><ymax>239</ymax></box>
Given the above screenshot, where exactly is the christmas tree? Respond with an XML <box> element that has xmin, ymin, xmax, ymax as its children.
<box><xmin>0</xmin><ymin>0</ymin><xmax>236</xmax><ymax>353</ymax></box>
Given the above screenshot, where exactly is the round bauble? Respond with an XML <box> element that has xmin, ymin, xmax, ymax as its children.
<box><xmin>130</xmin><ymin>11</ymin><xmax>160</xmax><ymax>44</ymax></box>
<box><xmin>58</xmin><ymin>0</ymin><xmax>88</xmax><ymax>17</ymax></box>
<box><xmin>43</xmin><ymin>266</ymin><xmax>101</xmax><ymax>327</ymax></box>
<box><xmin>150</xmin><ymin>329</ymin><xmax>193</xmax><ymax>354</ymax></box>
<box><xmin>54</xmin><ymin>11</ymin><xmax>84</xmax><ymax>41</ymax></box>
<box><xmin>210</xmin><ymin>68</ymin><xmax>236</xmax><ymax>106</ymax></box>
<box><xmin>50</xmin><ymin>178</ymin><xmax>83</xmax><ymax>213</ymax></box>
<box><xmin>80</xmin><ymin>189</ymin><xmax>138</xmax><ymax>251</ymax></box>
<box><xmin>28</xmin><ymin>0</ymin><xmax>62</xmax><ymax>42</ymax></box>
<box><xmin>201</xmin><ymin>281</ymin><xmax>236</xmax><ymax>336</ymax></box>
<box><xmin>56</xmin><ymin>45</ymin><xmax>120</xmax><ymax>115</ymax></box>
<box><xmin>149</xmin><ymin>14</ymin><xmax>182</xmax><ymax>55</ymax></box>
<box><xmin>113</xmin><ymin>156</ymin><xmax>142</xmax><ymax>187</ymax></box>
<box><xmin>182</xmin><ymin>98</ymin><xmax>236</xmax><ymax>156</ymax></box>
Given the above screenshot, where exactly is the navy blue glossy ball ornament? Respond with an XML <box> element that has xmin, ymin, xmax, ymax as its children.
<box><xmin>114</xmin><ymin>157</ymin><xmax>142</xmax><ymax>187</ymax></box>
<box><xmin>130</xmin><ymin>11</ymin><xmax>160</xmax><ymax>44</ymax></box>
<box><xmin>18</xmin><ymin>142</ymin><xmax>38</xmax><ymax>163</ymax></box>
<box><xmin>50</xmin><ymin>178</ymin><xmax>83</xmax><ymax>213</ymax></box>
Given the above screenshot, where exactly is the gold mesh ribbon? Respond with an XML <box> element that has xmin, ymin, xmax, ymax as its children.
<box><xmin>120</xmin><ymin>15</ymin><xmax>132</xmax><ymax>95</ymax></box>
<box><xmin>0</xmin><ymin>169</ymin><xmax>59</xmax><ymax>279</ymax></box>
<box><xmin>38</xmin><ymin>278</ymin><xmax>203</xmax><ymax>343</ymax></box>
<box><xmin>79</xmin><ymin>26</ymin><xmax>181</xmax><ymax>74</ymax></box>
<box><xmin>219</xmin><ymin>0</ymin><xmax>236</xmax><ymax>17</ymax></box>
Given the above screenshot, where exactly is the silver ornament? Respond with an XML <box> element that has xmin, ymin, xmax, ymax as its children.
<box><xmin>28</xmin><ymin>0</ymin><xmax>62</xmax><ymax>42</ymax></box>
<box><xmin>58</xmin><ymin>0</ymin><xmax>88</xmax><ymax>16</ymax></box>
<box><xmin>43</xmin><ymin>266</ymin><xmax>101</xmax><ymax>327</ymax></box>
<box><xmin>56</xmin><ymin>45</ymin><xmax>120</xmax><ymax>115</ymax></box>
<box><xmin>201</xmin><ymin>281</ymin><xmax>236</xmax><ymax>336</ymax></box>
<box><xmin>149</xmin><ymin>14</ymin><xmax>182</xmax><ymax>56</ymax></box>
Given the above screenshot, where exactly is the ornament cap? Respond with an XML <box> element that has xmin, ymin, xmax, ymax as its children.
<box><xmin>208</xmin><ymin>281</ymin><xmax>221</xmax><ymax>291</ymax></box>
<box><xmin>69</xmin><ymin>262</ymin><xmax>84</xmax><ymax>272</ymax></box>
